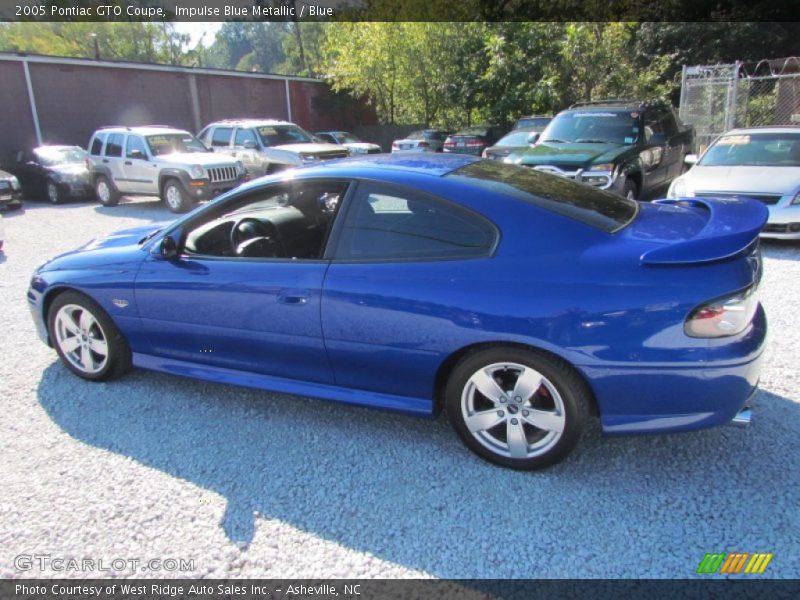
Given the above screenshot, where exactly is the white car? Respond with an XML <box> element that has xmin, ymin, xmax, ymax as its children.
<box><xmin>668</xmin><ymin>127</ymin><xmax>800</xmax><ymax>239</ymax></box>
<box><xmin>315</xmin><ymin>131</ymin><xmax>381</xmax><ymax>155</ymax></box>
<box><xmin>391</xmin><ymin>129</ymin><xmax>450</xmax><ymax>153</ymax></box>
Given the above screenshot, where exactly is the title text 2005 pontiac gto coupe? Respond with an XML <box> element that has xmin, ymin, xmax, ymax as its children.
<box><xmin>28</xmin><ymin>155</ymin><xmax>767</xmax><ymax>469</ymax></box>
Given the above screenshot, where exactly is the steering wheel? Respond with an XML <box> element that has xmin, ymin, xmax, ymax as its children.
<box><xmin>229</xmin><ymin>217</ymin><xmax>274</xmax><ymax>257</ymax></box>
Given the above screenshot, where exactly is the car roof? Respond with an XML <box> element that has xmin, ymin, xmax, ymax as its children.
<box><xmin>97</xmin><ymin>126</ymin><xmax>190</xmax><ymax>136</ymax></box>
<box><xmin>205</xmin><ymin>119</ymin><xmax>296</xmax><ymax>128</ymax></box>
<box><xmin>720</xmin><ymin>126</ymin><xmax>800</xmax><ymax>135</ymax></box>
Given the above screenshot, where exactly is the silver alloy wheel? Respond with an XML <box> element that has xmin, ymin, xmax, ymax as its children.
<box><xmin>53</xmin><ymin>304</ymin><xmax>109</xmax><ymax>375</ymax></box>
<box><xmin>460</xmin><ymin>362</ymin><xmax>566</xmax><ymax>459</ymax></box>
<box><xmin>164</xmin><ymin>184</ymin><xmax>183</xmax><ymax>210</ymax></box>
<box><xmin>96</xmin><ymin>180</ymin><xmax>110</xmax><ymax>204</ymax></box>
<box><xmin>626</xmin><ymin>188</ymin><xmax>636</xmax><ymax>201</ymax></box>
<box><xmin>47</xmin><ymin>182</ymin><xmax>59</xmax><ymax>204</ymax></box>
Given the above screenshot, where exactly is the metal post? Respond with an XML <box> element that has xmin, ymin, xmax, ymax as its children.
<box><xmin>679</xmin><ymin>64</ymin><xmax>688</xmax><ymax>119</ymax></box>
<box><xmin>188</xmin><ymin>74</ymin><xmax>202</xmax><ymax>132</ymax></box>
<box><xmin>22</xmin><ymin>60</ymin><xmax>43</xmax><ymax>146</ymax></box>
<box><xmin>727</xmin><ymin>61</ymin><xmax>742</xmax><ymax>130</ymax></box>
<box><xmin>285</xmin><ymin>78</ymin><xmax>292</xmax><ymax>122</ymax></box>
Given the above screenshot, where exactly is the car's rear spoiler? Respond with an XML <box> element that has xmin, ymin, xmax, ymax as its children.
<box><xmin>640</xmin><ymin>197</ymin><xmax>768</xmax><ymax>266</ymax></box>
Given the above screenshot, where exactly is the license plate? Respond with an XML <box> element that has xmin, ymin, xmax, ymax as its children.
<box><xmin>0</xmin><ymin>194</ymin><xmax>11</xmax><ymax>201</ymax></box>
<box><xmin>457</xmin><ymin>142</ymin><xmax>465</xmax><ymax>147</ymax></box>
<box><xmin>401</xmin><ymin>144</ymin><xmax>411</xmax><ymax>149</ymax></box>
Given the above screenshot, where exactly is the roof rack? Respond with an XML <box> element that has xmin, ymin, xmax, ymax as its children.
<box><xmin>568</xmin><ymin>99</ymin><xmax>655</xmax><ymax>109</ymax></box>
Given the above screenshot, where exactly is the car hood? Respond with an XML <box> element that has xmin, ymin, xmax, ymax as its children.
<box><xmin>683</xmin><ymin>165</ymin><xmax>800</xmax><ymax>195</ymax></box>
<box><xmin>511</xmin><ymin>142</ymin><xmax>630</xmax><ymax>168</ymax></box>
<box><xmin>345</xmin><ymin>142</ymin><xmax>381</xmax><ymax>151</ymax></box>
<box><xmin>159</xmin><ymin>152</ymin><xmax>237</xmax><ymax>166</ymax></box>
<box><xmin>49</xmin><ymin>163</ymin><xmax>91</xmax><ymax>178</ymax></box>
<box><xmin>273</xmin><ymin>142</ymin><xmax>346</xmax><ymax>154</ymax></box>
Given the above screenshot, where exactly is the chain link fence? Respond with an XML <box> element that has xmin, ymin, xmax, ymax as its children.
<box><xmin>679</xmin><ymin>57</ymin><xmax>800</xmax><ymax>153</ymax></box>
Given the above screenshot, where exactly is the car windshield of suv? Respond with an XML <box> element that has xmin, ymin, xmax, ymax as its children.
<box><xmin>257</xmin><ymin>125</ymin><xmax>314</xmax><ymax>146</ymax></box>
<box><xmin>146</xmin><ymin>134</ymin><xmax>208</xmax><ymax>156</ymax></box>
<box><xmin>495</xmin><ymin>131</ymin><xmax>535</xmax><ymax>147</ymax></box>
<box><xmin>540</xmin><ymin>111</ymin><xmax>639</xmax><ymax>145</ymax></box>
<box><xmin>448</xmin><ymin>160</ymin><xmax>638</xmax><ymax>233</ymax></box>
<box><xmin>516</xmin><ymin>117</ymin><xmax>551</xmax><ymax>129</ymax></box>
<box><xmin>332</xmin><ymin>132</ymin><xmax>362</xmax><ymax>144</ymax></box>
<box><xmin>34</xmin><ymin>147</ymin><xmax>85</xmax><ymax>166</ymax></box>
<box><xmin>699</xmin><ymin>132</ymin><xmax>800</xmax><ymax>167</ymax></box>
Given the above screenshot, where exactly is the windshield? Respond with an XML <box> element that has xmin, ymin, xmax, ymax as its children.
<box><xmin>516</xmin><ymin>117</ymin><xmax>551</xmax><ymax>129</ymax></box>
<box><xmin>257</xmin><ymin>125</ymin><xmax>314</xmax><ymax>146</ymax></box>
<box><xmin>447</xmin><ymin>160</ymin><xmax>638</xmax><ymax>233</ymax></box>
<box><xmin>35</xmin><ymin>147</ymin><xmax>86</xmax><ymax>166</ymax></box>
<box><xmin>146</xmin><ymin>134</ymin><xmax>207</xmax><ymax>156</ymax></box>
<box><xmin>541</xmin><ymin>111</ymin><xmax>639</xmax><ymax>145</ymax></box>
<box><xmin>333</xmin><ymin>132</ymin><xmax>362</xmax><ymax>144</ymax></box>
<box><xmin>700</xmin><ymin>132</ymin><xmax>800</xmax><ymax>167</ymax></box>
<box><xmin>496</xmin><ymin>131</ymin><xmax>534</xmax><ymax>147</ymax></box>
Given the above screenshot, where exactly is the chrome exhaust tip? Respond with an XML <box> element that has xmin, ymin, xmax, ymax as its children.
<box><xmin>731</xmin><ymin>406</ymin><xmax>752</xmax><ymax>427</ymax></box>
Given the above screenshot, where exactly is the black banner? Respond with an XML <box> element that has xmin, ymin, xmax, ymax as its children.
<box><xmin>0</xmin><ymin>0</ymin><xmax>799</xmax><ymax>22</ymax></box>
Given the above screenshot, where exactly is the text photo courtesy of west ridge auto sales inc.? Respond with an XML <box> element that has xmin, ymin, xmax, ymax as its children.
<box><xmin>0</xmin><ymin>1</ymin><xmax>798</xmax><ymax>597</ymax></box>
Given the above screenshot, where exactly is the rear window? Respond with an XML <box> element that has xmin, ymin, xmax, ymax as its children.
<box><xmin>105</xmin><ymin>134</ymin><xmax>123</xmax><ymax>157</ymax></box>
<box><xmin>448</xmin><ymin>161</ymin><xmax>638</xmax><ymax>233</ymax></box>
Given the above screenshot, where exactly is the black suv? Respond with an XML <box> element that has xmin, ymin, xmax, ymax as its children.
<box><xmin>506</xmin><ymin>100</ymin><xmax>694</xmax><ymax>200</ymax></box>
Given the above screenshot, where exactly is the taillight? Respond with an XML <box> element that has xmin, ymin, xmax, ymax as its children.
<box><xmin>443</xmin><ymin>140</ymin><xmax>456</xmax><ymax>147</ymax></box>
<box><xmin>465</xmin><ymin>138</ymin><xmax>484</xmax><ymax>147</ymax></box>
<box><xmin>391</xmin><ymin>141</ymin><xmax>398</xmax><ymax>148</ymax></box>
<box><xmin>685</xmin><ymin>287</ymin><xmax>760</xmax><ymax>338</ymax></box>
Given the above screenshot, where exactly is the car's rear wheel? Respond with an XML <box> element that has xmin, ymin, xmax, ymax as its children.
<box><xmin>446</xmin><ymin>347</ymin><xmax>590</xmax><ymax>470</ymax></box>
<box><xmin>48</xmin><ymin>291</ymin><xmax>131</xmax><ymax>381</ymax></box>
<box><xmin>47</xmin><ymin>181</ymin><xmax>61</xmax><ymax>204</ymax></box>
<box><xmin>95</xmin><ymin>176</ymin><xmax>120</xmax><ymax>206</ymax></box>
<box><xmin>162</xmin><ymin>179</ymin><xmax>192</xmax><ymax>213</ymax></box>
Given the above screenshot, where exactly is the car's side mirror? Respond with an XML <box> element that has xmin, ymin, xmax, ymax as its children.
<box><xmin>159</xmin><ymin>235</ymin><xmax>179</xmax><ymax>260</ymax></box>
<box><xmin>128</xmin><ymin>149</ymin><xmax>146</xmax><ymax>160</ymax></box>
<box><xmin>242</xmin><ymin>139</ymin><xmax>257</xmax><ymax>150</ymax></box>
<box><xmin>26</xmin><ymin>160</ymin><xmax>39</xmax><ymax>167</ymax></box>
<box><xmin>648</xmin><ymin>133</ymin><xmax>668</xmax><ymax>147</ymax></box>
<box><xmin>684</xmin><ymin>154</ymin><xmax>698</xmax><ymax>166</ymax></box>
<box><xmin>527</xmin><ymin>133</ymin><xmax>540</xmax><ymax>145</ymax></box>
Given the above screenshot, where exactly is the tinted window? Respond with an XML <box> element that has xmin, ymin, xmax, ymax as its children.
<box><xmin>335</xmin><ymin>183</ymin><xmax>496</xmax><ymax>260</ymax></box>
<box><xmin>90</xmin><ymin>134</ymin><xmax>105</xmax><ymax>156</ymax></box>
<box><xmin>496</xmin><ymin>131</ymin><xmax>535</xmax><ymax>147</ymax></box>
<box><xmin>516</xmin><ymin>117</ymin><xmax>552</xmax><ymax>129</ymax></box>
<box><xmin>126</xmin><ymin>135</ymin><xmax>148</xmax><ymax>158</ymax></box>
<box><xmin>257</xmin><ymin>125</ymin><xmax>314</xmax><ymax>146</ymax></box>
<box><xmin>316</xmin><ymin>133</ymin><xmax>336</xmax><ymax>143</ymax></box>
<box><xmin>448</xmin><ymin>161</ymin><xmax>638</xmax><ymax>233</ymax></box>
<box><xmin>105</xmin><ymin>134</ymin><xmax>123</xmax><ymax>157</ymax></box>
<box><xmin>643</xmin><ymin>111</ymin><xmax>664</xmax><ymax>143</ymax></box>
<box><xmin>234</xmin><ymin>128</ymin><xmax>258</xmax><ymax>147</ymax></box>
<box><xmin>211</xmin><ymin>127</ymin><xmax>233</xmax><ymax>147</ymax></box>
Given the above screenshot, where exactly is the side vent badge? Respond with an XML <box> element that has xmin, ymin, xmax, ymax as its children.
<box><xmin>112</xmin><ymin>298</ymin><xmax>129</xmax><ymax>308</ymax></box>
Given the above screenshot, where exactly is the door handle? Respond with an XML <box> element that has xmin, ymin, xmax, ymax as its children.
<box><xmin>124</xmin><ymin>160</ymin><xmax>133</xmax><ymax>166</ymax></box>
<box><xmin>102</xmin><ymin>159</ymin><xmax>109</xmax><ymax>163</ymax></box>
<box><xmin>278</xmin><ymin>294</ymin><xmax>309</xmax><ymax>305</ymax></box>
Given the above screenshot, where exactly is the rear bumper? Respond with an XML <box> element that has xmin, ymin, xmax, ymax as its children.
<box><xmin>0</xmin><ymin>189</ymin><xmax>23</xmax><ymax>210</ymax></box>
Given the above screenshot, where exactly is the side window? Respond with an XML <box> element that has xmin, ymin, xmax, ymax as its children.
<box><xmin>643</xmin><ymin>111</ymin><xmax>663</xmax><ymax>143</ymax></box>
<box><xmin>317</xmin><ymin>133</ymin><xmax>335</xmax><ymax>143</ymax></box>
<box><xmin>197</xmin><ymin>127</ymin><xmax>210</xmax><ymax>145</ymax></box>
<box><xmin>334</xmin><ymin>183</ymin><xmax>497</xmax><ymax>261</ymax></box>
<box><xmin>211</xmin><ymin>127</ymin><xmax>233</xmax><ymax>148</ymax></box>
<box><xmin>90</xmin><ymin>134</ymin><xmax>106</xmax><ymax>156</ymax></box>
<box><xmin>234</xmin><ymin>128</ymin><xmax>258</xmax><ymax>147</ymax></box>
<box><xmin>105</xmin><ymin>134</ymin><xmax>123</xmax><ymax>157</ymax></box>
<box><xmin>660</xmin><ymin>110</ymin><xmax>679</xmax><ymax>137</ymax></box>
<box><xmin>125</xmin><ymin>135</ymin><xmax>148</xmax><ymax>159</ymax></box>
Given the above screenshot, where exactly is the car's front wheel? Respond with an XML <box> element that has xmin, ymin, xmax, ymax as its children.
<box><xmin>48</xmin><ymin>291</ymin><xmax>132</xmax><ymax>381</ymax></box>
<box><xmin>47</xmin><ymin>181</ymin><xmax>61</xmax><ymax>204</ymax></box>
<box><xmin>446</xmin><ymin>347</ymin><xmax>590</xmax><ymax>470</ymax></box>
<box><xmin>95</xmin><ymin>176</ymin><xmax>120</xmax><ymax>206</ymax></box>
<box><xmin>162</xmin><ymin>179</ymin><xmax>192</xmax><ymax>213</ymax></box>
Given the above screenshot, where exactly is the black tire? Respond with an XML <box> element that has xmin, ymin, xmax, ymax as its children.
<box><xmin>46</xmin><ymin>181</ymin><xmax>62</xmax><ymax>204</ymax></box>
<box><xmin>162</xmin><ymin>178</ymin><xmax>192</xmax><ymax>213</ymax></box>
<box><xmin>48</xmin><ymin>290</ymin><xmax>132</xmax><ymax>382</ymax></box>
<box><xmin>95</xmin><ymin>175</ymin><xmax>120</xmax><ymax>207</ymax></box>
<box><xmin>445</xmin><ymin>346</ymin><xmax>590</xmax><ymax>470</ymax></box>
<box><xmin>622</xmin><ymin>178</ymin><xmax>639</xmax><ymax>201</ymax></box>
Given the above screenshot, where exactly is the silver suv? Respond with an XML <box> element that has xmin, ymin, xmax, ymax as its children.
<box><xmin>198</xmin><ymin>119</ymin><xmax>348</xmax><ymax>177</ymax></box>
<box><xmin>86</xmin><ymin>126</ymin><xmax>246</xmax><ymax>213</ymax></box>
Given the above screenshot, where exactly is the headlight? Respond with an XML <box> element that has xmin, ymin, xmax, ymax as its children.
<box><xmin>301</xmin><ymin>155</ymin><xmax>317</xmax><ymax>163</ymax></box>
<box><xmin>587</xmin><ymin>162</ymin><xmax>614</xmax><ymax>172</ymax></box>
<box><xmin>351</xmin><ymin>147</ymin><xmax>367</xmax><ymax>155</ymax></box>
<box><xmin>9</xmin><ymin>176</ymin><xmax>21</xmax><ymax>190</ymax></box>
<box><xmin>685</xmin><ymin>287</ymin><xmax>759</xmax><ymax>338</ymax></box>
<box><xmin>670</xmin><ymin>178</ymin><xmax>688</xmax><ymax>198</ymax></box>
<box><xmin>190</xmin><ymin>165</ymin><xmax>205</xmax><ymax>179</ymax></box>
<box><xmin>791</xmin><ymin>192</ymin><xmax>800</xmax><ymax>205</ymax></box>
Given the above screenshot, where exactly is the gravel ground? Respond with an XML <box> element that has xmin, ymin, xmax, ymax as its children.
<box><xmin>0</xmin><ymin>197</ymin><xmax>798</xmax><ymax>580</ymax></box>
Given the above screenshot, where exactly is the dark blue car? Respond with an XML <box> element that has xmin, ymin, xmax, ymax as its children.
<box><xmin>28</xmin><ymin>154</ymin><xmax>768</xmax><ymax>469</ymax></box>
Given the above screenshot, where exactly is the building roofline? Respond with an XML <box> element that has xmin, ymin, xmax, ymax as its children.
<box><xmin>0</xmin><ymin>51</ymin><xmax>322</xmax><ymax>83</ymax></box>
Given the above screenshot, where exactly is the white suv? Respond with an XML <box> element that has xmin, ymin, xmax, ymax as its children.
<box><xmin>86</xmin><ymin>126</ymin><xmax>246</xmax><ymax>213</ymax></box>
<box><xmin>198</xmin><ymin>119</ymin><xmax>348</xmax><ymax>177</ymax></box>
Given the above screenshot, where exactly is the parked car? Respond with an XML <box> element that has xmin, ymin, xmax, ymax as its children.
<box><xmin>28</xmin><ymin>154</ymin><xmax>766</xmax><ymax>470</ymax></box>
<box><xmin>443</xmin><ymin>126</ymin><xmax>506</xmax><ymax>156</ymax></box>
<box><xmin>315</xmin><ymin>131</ymin><xmax>381</xmax><ymax>155</ymax></box>
<box><xmin>3</xmin><ymin>145</ymin><xmax>92</xmax><ymax>204</ymax></box>
<box><xmin>506</xmin><ymin>100</ymin><xmax>695</xmax><ymax>200</ymax></box>
<box><xmin>483</xmin><ymin>127</ymin><xmax>541</xmax><ymax>161</ymax></box>
<box><xmin>199</xmin><ymin>119</ymin><xmax>348</xmax><ymax>177</ymax></box>
<box><xmin>668</xmin><ymin>127</ymin><xmax>800</xmax><ymax>239</ymax></box>
<box><xmin>513</xmin><ymin>115</ymin><xmax>552</xmax><ymax>130</ymax></box>
<box><xmin>391</xmin><ymin>129</ymin><xmax>450</xmax><ymax>153</ymax></box>
<box><xmin>86</xmin><ymin>126</ymin><xmax>245</xmax><ymax>213</ymax></box>
<box><xmin>0</xmin><ymin>168</ymin><xmax>23</xmax><ymax>211</ymax></box>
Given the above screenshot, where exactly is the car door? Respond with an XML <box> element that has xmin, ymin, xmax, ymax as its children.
<box><xmin>321</xmin><ymin>181</ymin><xmax>498</xmax><ymax>403</ymax></box>
<box><xmin>123</xmin><ymin>135</ymin><xmax>158</xmax><ymax>194</ymax></box>
<box><xmin>660</xmin><ymin>109</ymin><xmax>685</xmax><ymax>181</ymax></box>
<box><xmin>11</xmin><ymin>150</ymin><xmax>44</xmax><ymax>197</ymax></box>
<box><xmin>232</xmin><ymin>128</ymin><xmax>262</xmax><ymax>175</ymax></box>
<box><xmin>134</xmin><ymin>178</ymin><xmax>350</xmax><ymax>384</ymax></box>
<box><xmin>102</xmin><ymin>133</ymin><xmax>129</xmax><ymax>192</ymax></box>
<box><xmin>640</xmin><ymin>110</ymin><xmax>669</xmax><ymax>189</ymax></box>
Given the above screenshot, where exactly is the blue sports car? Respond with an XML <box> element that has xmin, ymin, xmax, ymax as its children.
<box><xmin>28</xmin><ymin>154</ymin><xmax>767</xmax><ymax>469</ymax></box>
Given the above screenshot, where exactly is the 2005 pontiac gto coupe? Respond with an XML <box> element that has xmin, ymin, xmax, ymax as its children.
<box><xmin>28</xmin><ymin>154</ymin><xmax>767</xmax><ymax>469</ymax></box>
